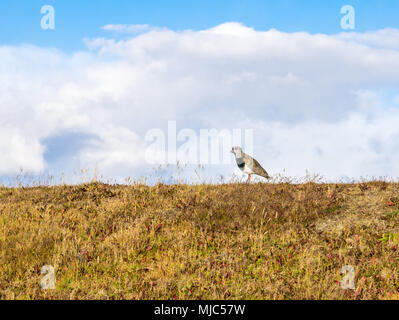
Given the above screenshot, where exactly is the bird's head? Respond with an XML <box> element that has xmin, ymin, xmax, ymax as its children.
<box><xmin>231</xmin><ymin>146</ymin><xmax>243</xmax><ymax>157</ymax></box>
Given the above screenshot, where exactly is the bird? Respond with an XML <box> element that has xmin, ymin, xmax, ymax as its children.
<box><xmin>231</xmin><ymin>146</ymin><xmax>270</xmax><ymax>182</ymax></box>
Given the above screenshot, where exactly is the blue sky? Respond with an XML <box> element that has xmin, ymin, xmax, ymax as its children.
<box><xmin>1</xmin><ymin>0</ymin><xmax>399</xmax><ymax>51</ymax></box>
<box><xmin>1</xmin><ymin>1</ymin><xmax>399</xmax><ymax>184</ymax></box>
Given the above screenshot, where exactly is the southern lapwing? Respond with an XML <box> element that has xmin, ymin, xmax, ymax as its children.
<box><xmin>231</xmin><ymin>146</ymin><xmax>270</xmax><ymax>182</ymax></box>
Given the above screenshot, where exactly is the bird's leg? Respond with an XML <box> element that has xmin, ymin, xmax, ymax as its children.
<box><xmin>247</xmin><ymin>174</ymin><xmax>251</xmax><ymax>183</ymax></box>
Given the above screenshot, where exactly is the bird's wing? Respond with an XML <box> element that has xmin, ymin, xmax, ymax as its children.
<box><xmin>243</xmin><ymin>153</ymin><xmax>270</xmax><ymax>179</ymax></box>
<box><xmin>242</xmin><ymin>152</ymin><xmax>253</xmax><ymax>168</ymax></box>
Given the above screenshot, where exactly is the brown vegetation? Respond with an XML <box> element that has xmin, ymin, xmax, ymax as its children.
<box><xmin>0</xmin><ymin>180</ymin><xmax>398</xmax><ymax>299</ymax></box>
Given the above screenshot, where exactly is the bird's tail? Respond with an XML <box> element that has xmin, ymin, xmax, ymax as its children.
<box><xmin>262</xmin><ymin>172</ymin><xmax>271</xmax><ymax>179</ymax></box>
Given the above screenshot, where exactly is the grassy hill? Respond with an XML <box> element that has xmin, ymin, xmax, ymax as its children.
<box><xmin>0</xmin><ymin>181</ymin><xmax>398</xmax><ymax>299</ymax></box>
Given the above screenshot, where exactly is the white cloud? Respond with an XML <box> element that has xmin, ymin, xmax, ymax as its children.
<box><xmin>0</xmin><ymin>127</ymin><xmax>44</xmax><ymax>173</ymax></box>
<box><xmin>336</xmin><ymin>28</ymin><xmax>399</xmax><ymax>50</ymax></box>
<box><xmin>79</xmin><ymin>125</ymin><xmax>146</xmax><ymax>175</ymax></box>
<box><xmin>101</xmin><ymin>24</ymin><xmax>163</xmax><ymax>34</ymax></box>
<box><xmin>1</xmin><ymin>23</ymin><xmax>399</xmax><ymax>181</ymax></box>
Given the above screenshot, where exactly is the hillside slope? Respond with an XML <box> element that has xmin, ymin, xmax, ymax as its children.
<box><xmin>0</xmin><ymin>181</ymin><xmax>398</xmax><ymax>299</ymax></box>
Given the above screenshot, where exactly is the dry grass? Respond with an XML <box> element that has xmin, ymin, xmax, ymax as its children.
<box><xmin>0</xmin><ymin>179</ymin><xmax>398</xmax><ymax>299</ymax></box>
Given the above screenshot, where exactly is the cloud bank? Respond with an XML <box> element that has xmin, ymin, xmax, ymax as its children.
<box><xmin>1</xmin><ymin>23</ymin><xmax>399</xmax><ymax>182</ymax></box>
